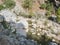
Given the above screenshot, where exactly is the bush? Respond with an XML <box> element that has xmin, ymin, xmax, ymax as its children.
<box><xmin>40</xmin><ymin>2</ymin><xmax>54</xmax><ymax>12</ymax></box>
<box><xmin>45</xmin><ymin>11</ymin><xmax>51</xmax><ymax>18</ymax></box>
<box><xmin>4</xmin><ymin>0</ymin><xmax>15</xmax><ymax>9</ymax></box>
<box><xmin>56</xmin><ymin>7</ymin><xmax>60</xmax><ymax>15</ymax></box>
<box><xmin>0</xmin><ymin>5</ymin><xmax>5</xmax><ymax>10</ymax></box>
<box><xmin>46</xmin><ymin>3</ymin><xmax>53</xmax><ymax>12</ymax></box>
<box><xmin>22</xmin><ymin>0</ymin><xmax>33</xmax><ymax>9</ymax></box>
<box><xmin>56</xmin><ymin>7</ymin><xmax>60</xmax><ymax>23</ymax></box>
<box><xmin>40</xmin><ymin>3</ymin><xmax>46</xmax><ymax>9</ymax></box>
<box><xmin>0</xmin><ymin>0</ymin><xmax>15</xmax><ymax>10</ymax></box>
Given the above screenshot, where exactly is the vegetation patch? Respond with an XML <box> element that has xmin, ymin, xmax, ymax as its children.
<box><xmin>0</xmin><ymin>5</ymin><xmax>5</xmax><ymax>10</ymax></box>
<box><xmin>56</xmin><ymin>7</ymin><xmax>60</xmax><ymax>23</ymax></box>
<box><xmin>4</xmin><ymin>0</ymin><xmax>15</xmax><ymax>9</ymax></box>
<box><xmin>0</xmin><ymin>0</ymin><xmax>15</xmax><ymax>10</ymax></box>
<box><xmin>22</xmin><ymin>0</ymin><xmax>33</xmax><ymax>9</ymax></box>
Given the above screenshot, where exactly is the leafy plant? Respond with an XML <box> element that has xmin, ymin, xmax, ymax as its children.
<box><xmin>0</xmin><ymin>0</ymin><xmax>15</xmax><ymax>11</ymax></box>
<box><xmin>40</xmin><ymin>3</ymin><xmax>46</xmax><ymax>9</ymax></box>
<box><xmin>56</xmin><ymin>7</ymin><xmax>60</xmax><ymax>15</ymax></box>
<box><xmin>22</xmin><ymin>0</ymin><xmax>33</xmax><ymax>9</ymax></box>
<box><xmin>0</xmin><ymin>5</ymin><xmax>5</xmax><ymax>10</ymax></box>
<box><xmin>4</xmin><ymin>0</ymin><xmax>15</xmax><ymax>9</ymax></box>
<box><xmin>45</xmin><ymin>11</ymin><xmax>51</xmax><ymax>18</ymax></box>
<box><xmin>56</xmin><ymin>7</ymin><xmax>60</xmax><ymax>23</ymax></box>
<box><xmin>46</xmin><ymin>3</ymin><xmax>54</xmax><ymax>12</ymax></box>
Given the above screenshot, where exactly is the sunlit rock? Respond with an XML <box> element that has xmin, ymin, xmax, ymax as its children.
<box><xmin>0</xmin><ymin>9</ymin><xmax>16</xmax><ymax>22</ymax></box>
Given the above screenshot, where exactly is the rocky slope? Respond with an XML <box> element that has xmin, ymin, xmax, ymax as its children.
<box><xmin>0</xmin><ymin>0</ymin><xmax>60</xmax><ymax>45</ymax></box>
<box><xmin>0</xmin><ymin>9</ymin><xmax>60</xmax><ymax>45</ymax></box>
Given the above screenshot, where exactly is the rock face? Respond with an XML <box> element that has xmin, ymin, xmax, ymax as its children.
<box><xmin>0</xmin><ymin>15</ymin><xmax>37</xmax><ymax>45</ymax></box>
<box><xmin>0</xmin><ymin>9</ymin><xmax>28</xmax><ymax>37</ymax></box>
<box><xmin>0</xmin><ymin>15</ymin><xmax>4</xmax><ymax>22</ymax></box>
<box><xmin>0</xmin><ymin>0</ymin><xmax>60</xmax><ymax>45</ymax></box>
<box><xmin>16</xmin><ymin>19</ymin><xmax>28</xmax><ymax>37</ymax></box>
<box><xmin>0</xmin><ymin>35</ymin><xmax>38</xmax><ymax>45</ymax></box>
<box><xmin>48</xmin><ymin>42</ymin><xmax>58</xmax><ymax>45</ymax></box>
<box><xmin>0</xmin><ymin>35</ymin><xmax>19</xmax><ymax>45</ymax></box>
<box><xmin>0</xmin><ymin>9</ymin><xmax>17</xmax><ymax>22</ymax></box>
<box><xmin>0</xmin><ymin>9</ymin><xmax>60</xmax><ymax>45</ymax></box>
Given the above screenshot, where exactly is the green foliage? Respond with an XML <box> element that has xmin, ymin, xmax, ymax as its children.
<box><xmin>56</xmin><ymin>16</ymin><xmax>60</xmax><ymax>23</ymax></box>
<box><xmin>40</xmin><ymin>2</ymin><xmax>54</xmax><ymax>12</ymax></box>
<box><xmin>46</xmin><ymin>3</ymin><xmax>53</xmax><ymax>12</ymax></box>
<box><xmin>0</xmin><ymin>5</ymin><xmax>5</xmax><ymax>10</ymax></box>
<box><xmin>40</xmin><ymin>3</ymin><xmax>46</xmax><ymax>9</ymax></box>
<box><xmin>0</xmin><ymin>0</ymin><xmax>15</xmax><ymax>10</ymax></box>
<box><xmin>45</xmin><ymin>11</ymin><xmax>51</xmax><ymax>17</ymax></box>
<box><xmin>22</xmin><ymin>0</ymin><xmax>33</xmax><ymax>9</ymax></box>
<box><xmin>40</xmin><ymin>3</ymin><xmax>54</xmax><ymax>18</ymax></box>
<box><xmin>4</xmin><ymin>0</ymin><xmax>15</xmax><ymax>9</ymax></box>
<box><xmin>56</xmin><ymin>7</ymin><xmax>60</xmax><ymax>23</ymax></box>
<box><xmin>56</xmin><ymin>7</ymin><xmax>60</xmax><ymax>15</ymax></box>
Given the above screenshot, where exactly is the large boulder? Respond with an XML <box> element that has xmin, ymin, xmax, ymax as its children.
<box><xmin>0</xmin><ymin>35</ymin><xmax>19</xmax><ymax>45</ymax></box>
<box><xmin>0</xmin><ymin>9</ymin><xmax>16</xmax><ymax>22</ymax></box>
<box><xmin>16</xmin><ymin>19</ymin><xmax>28</xmax><ymax>29</ymax></box>
<box><xmin>16</xmin><ymin>19</ymin><xmax>28</xmax><ymax>37</ymax></box>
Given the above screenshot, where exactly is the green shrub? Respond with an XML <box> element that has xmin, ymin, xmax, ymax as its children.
<box><xmin>45</xmin><ymin>11</ymin><xmax>51</xmax><ymax>17</ymax></box>
<box><xmin>40</xmin><ymin>3</ymin><xmax>46</xmax><ymax>9</ymax></box>
<box><xmin>0</xmin><ymin>0</ymin><xmax>15</xmax><ymax>10</ymax></box>
<box><xmin>56</xmin><ymin>7</ymin><xmax>60</xmax><ymax>23</ymax></box>
<box><xmin>40</xmin><ymin>2</ymin><xmax>54</xmax><ymax>12</ymax></box>
<box><xmin>4</xmin><ymin>0</ymin><xmax>15</xmax><ymax>9</ymax></box>
<box><xmin>0</xmin><ymin>5</ymin><xmax>5</xmax><ymax>10</ymax></box>
<box><xmin>46</xmin><ymin>3</ymin><xmax>53</xmax><ymax>12</ymax></box>
<box><xmin>56</xmin><ymin>7</ymin><xmax>60</xmax><ymax>15</ymax></box>
<box><xmin>22</xmin><ymin>0</ymin><xmax>33</xmax><ymax>9</ymax></box>
<box><xmin>56</xmin><ymin>18</ymin><xmax>60</xmax><ymax>23</ymax></box>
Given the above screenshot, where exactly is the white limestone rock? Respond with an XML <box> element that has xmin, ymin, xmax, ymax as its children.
<box><xmin>0</xmin><ymin>9</ymin><xmax>16</xmax><ymax>22</ymax></box>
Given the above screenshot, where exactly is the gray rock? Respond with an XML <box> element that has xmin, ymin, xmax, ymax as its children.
<box><xmin>0</xmin><ymin>15</ymin><xmax>4</xmax><ymax>22</ymax></box>
<box><xmin>16</xmin><ymin>19</ymin><xmax>28</xmax><ymax>37</ymax></box>
<box><xmin>0</xmin><ymin>35</ymin><xmax>19</xmax><ymax>45</ymax></box>
<box><xmin>48</xmin><ymin>42</ymin><xmax>58</xmax><ymax>45</ymax></box>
